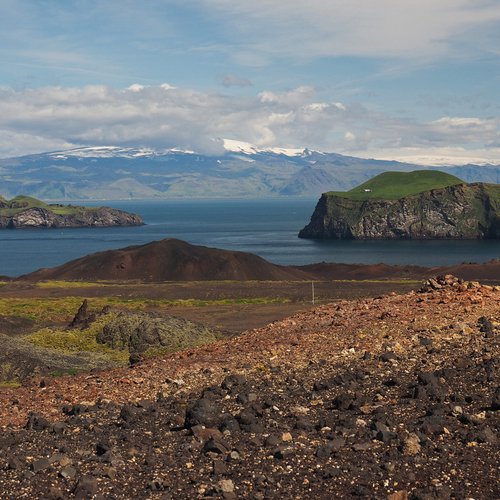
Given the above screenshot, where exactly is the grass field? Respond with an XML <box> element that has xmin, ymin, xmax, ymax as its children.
<box><xmin>0</xmin><ymin>195</ymin><xmax>99</xmax><ymax>217</ymax></box>
<box><xmin>326</xmin><ymin>170</ymin><xmax>464</xmax><ymax>200</ymax></box>
<box><xmin>484</xmin><ymin>183</ymin><xmax>500</xmax><ymax>204</ymax></box>
<box><xmin>0</xmin><ymin>296</ymin><xmax>291</xmax><ymax>323</ymax></box>
<box><xmin>0</xmin><ymin>277</ymin><xmax>433</xmax><ymax>383</ymax></box>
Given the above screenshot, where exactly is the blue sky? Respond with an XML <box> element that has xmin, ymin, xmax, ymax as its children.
<box><xmin>0</xmin><ymin>0</ymin><xmax>499</xmax><ymax>164</ymax></box>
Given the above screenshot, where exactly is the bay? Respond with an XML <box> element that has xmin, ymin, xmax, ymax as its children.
<box><xmin>0</xmin><ymin>198</ymin><xmax>498</xmax><ymax>277</ymax></box>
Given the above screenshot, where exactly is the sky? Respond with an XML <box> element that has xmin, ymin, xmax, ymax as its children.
<box><xmin>0</xmin><ymin>0</ymin><xmax>500</xmax><ymax>164</ymax></box>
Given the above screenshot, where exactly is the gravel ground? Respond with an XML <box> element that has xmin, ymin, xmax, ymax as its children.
<box><xmin>0</xmin><ymin>276</ymin><xmax>498</xmax><ymax>499</ymax></box>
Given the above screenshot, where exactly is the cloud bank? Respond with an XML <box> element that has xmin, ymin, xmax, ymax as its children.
<box><xmin>0</xmin><ymin>84</ymin><xmax>499</xmax><ymax>164</ymax></box>
<box><xmin>3</xmin><ymin>0</ymin><xmax>500</xmax><ymax>89</ymax></box>
<box><xmin>204</xmin><ymin>0</ymin><xmax>500</xmax><ymax>61</ymax></box>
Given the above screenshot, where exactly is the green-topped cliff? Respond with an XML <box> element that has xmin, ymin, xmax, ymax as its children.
<box><xmin>0</xmin><ymin>196</ymin><xmax>143</xmax><ymax>229</ymax></box>
<box><xmin>299</xmin><ymin>171</ymin><xmax>500</xmax><ymax>239</ymax></box>
<box><xmin>326</xmin><ymin>170</ymin><xmax>464</xmax><ymax>200</ymax></box>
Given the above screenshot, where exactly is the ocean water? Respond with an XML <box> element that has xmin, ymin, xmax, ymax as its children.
<box><xmin>0</xmin><ymin>198</ymin><xmax>498</xmax><ymax>277</ymax></box>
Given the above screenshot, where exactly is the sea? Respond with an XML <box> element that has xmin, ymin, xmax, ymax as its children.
<box><xmin>0</xmin><ymin>198</ymin><xmax>498</xmax><ymax>277</ymax></box>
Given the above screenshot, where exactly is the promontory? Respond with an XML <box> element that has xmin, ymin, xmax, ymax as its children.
<box><xmin>299</xmin><ymin>171</ymin><xmax>500</xmax><ymax>239</ymax></box>
<box><xmin>0</xmin><ymin>195</ymin><xmax>143</xmax><ymax>229</ymax></box>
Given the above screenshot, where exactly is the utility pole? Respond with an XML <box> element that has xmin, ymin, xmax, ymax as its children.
<box><xmin>312</xmin><ymin>281</ymin><xmax>315</xmax><ymax>305</ymax></box>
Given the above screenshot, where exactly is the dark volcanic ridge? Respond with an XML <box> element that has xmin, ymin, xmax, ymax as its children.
<box><xmin>21</xmin><ymin>239</ymin><xmax>309</xmax><ymax>282</ymax></box>
<box><xmin>20</xmin><ymin>238</ymin><xmax>500</xmax><ymax>282</ymax></box>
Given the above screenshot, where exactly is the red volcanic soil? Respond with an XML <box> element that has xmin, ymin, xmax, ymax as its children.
<box><xmin>0</xmin><ymin>277</ymin><xmax>498</xmax><ymax>498</ymax></box>
<box><xmin>432</xmin><ymin>260</ymin><xmax>500</xmax><ymax>281</ymax></box>
<box><xmin>300</xmin><ymin>260</ymin><xmax>500</xmax><ymax>282</ymax></box>
<box><xmin>298</xmin><ymin>262</ymin><xmax>429</xmax><ymax>280</ymax></box>
<box><xmin>20</xmin><ymin>238</ymin><xmax>500</xmax><ymax>283</ymax></box>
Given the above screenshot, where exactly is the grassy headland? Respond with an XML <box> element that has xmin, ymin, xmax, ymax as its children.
<box><xmin>0</xmin><ymin>195</ymin><xmax>99</xmax><ymax>217</ymax></box>
<box><xmin>326</xmin><ymin>170</ymin><xmax>464</xmax><ymax>200</ymax></box>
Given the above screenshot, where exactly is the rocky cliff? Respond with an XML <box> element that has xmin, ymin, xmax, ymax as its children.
<box><xmin>0</xmin><ymin>206</ymin><xmax>143</xmax><ymax>229</ymax></box>
<box><xmin>299</xmin><ymin>183</ymin><xmax>500</xmax><ymax>239</ymax></box>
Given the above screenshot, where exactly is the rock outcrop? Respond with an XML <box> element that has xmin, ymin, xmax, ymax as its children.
<box><xmin>299</xmin><ymin>183</ymin><xmax>500</xmax><ymax>239</ymax></box>
<box><xmin>95</xmin><ymin>310</ymin><xmax>219</xmax><ymax>355</ymax></box>
<box><xmin>0</xmin><ymin>206</ymin><xmax>143</xmax><ymax>229</ymax></box>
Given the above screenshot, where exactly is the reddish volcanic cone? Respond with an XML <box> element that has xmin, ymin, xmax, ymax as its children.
<box><xmin>21</xmin><ymin>238</ymin><xmax>310</xmax><ymax>282</ymax></box>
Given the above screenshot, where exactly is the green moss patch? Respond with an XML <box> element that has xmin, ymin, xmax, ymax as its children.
<box><xmin>0</xmin><ymin>295</ymin><xmax>290</xmax><ymax>324</ymax></box>
<box><xmin>28</xmin><ymin>309</ymin><xmax>222</xmax><ymax>365</ymax></box>
<box><xmin>0</xmin><ymin>380</ymin><xmax>22</xmax><ymax>388</ymax></box>
<box><xmin>28</xmin><ymin>314</ymin><xmax>129</xmax><ymax>364</ymax></box>
<box><xmin>96</xmin><ymin>311</ymin><xmax>222</xmax><ymax>355</ymax></box>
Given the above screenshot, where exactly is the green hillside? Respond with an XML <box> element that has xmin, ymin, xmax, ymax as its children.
<box><xmin>0</xmin><ymin>196</ymin><xmax>99</xmax><ymax>217</ymax></box>
<box><xmin>326</xmin><ymin>170</ymin><xmax>464</xmax><ymax>200</ymax></box>
<box><xmin>483</xmin><ymin>183</ymin><xmax>500</xmax><ymax>205</ymax></box>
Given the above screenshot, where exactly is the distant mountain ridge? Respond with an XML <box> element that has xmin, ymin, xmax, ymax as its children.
<box><xmin>1</xmin><ymin>143</ymin><xmax>499</xmax><ymax>200</ymax></box>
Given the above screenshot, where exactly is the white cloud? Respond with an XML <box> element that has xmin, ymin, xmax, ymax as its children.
<box><xmin>305</xmin><ymin>103</ymin><xmax>330</xmax><ymax>113</ymax></box>
<box><xmin>352</xmin><ymin>146</ymin><xmax>500</xmax><ymax>166</ymax></box>
<box><xmin>0</xmin><ymin>131</ymin><xmax>73</xmax><ymax>158</ymax></box>
<box><xmin>204</xmin><ymin>0</ymin><xmax>500</xmax><ymax>61</ymax></box>
<box><xmin>258</xmin><ymin>86</ymin><xmax>315</xmax><ymax>105</ymax></box>
<box><xmin>424</xmin><ymin>117</ymin><xmax>499</xmax><ymax>146</ymax></box>
<box><xmin>128</xmin><ymin>84</ymin><xmax>146</xmax><ymax>92</ymax></box>
<box><xmin>433</xmin><ymin>117</ymin><xmax>485</xmax><ymax>127</ymax></box>
<box><xmin>0</xmin><ymin>84</ymin><xmax>498</xmax><ymax>164</ymax></box>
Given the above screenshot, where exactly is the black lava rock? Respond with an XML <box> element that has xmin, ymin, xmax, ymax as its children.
<box><xmin>185</xmin><ymin>398</ymin><xmax>222</xmax><ymax>429</ymax></box>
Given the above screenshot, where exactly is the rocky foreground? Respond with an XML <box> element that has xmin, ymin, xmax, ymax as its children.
<box><xmin>0</xmin><ymin>276</ymin><xmax>498</xmax><ymax>499</ymax></box>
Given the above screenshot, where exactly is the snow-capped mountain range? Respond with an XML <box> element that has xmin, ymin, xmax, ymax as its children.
<box><xmin>0</xmin><ymin>141</ymin><xmax>498</xmax><ymax>200</ymax></box>
<box><xmin>46</xmin><ymin>140</ymin><xmax>312</xmax><ymax>160</ymax></box>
